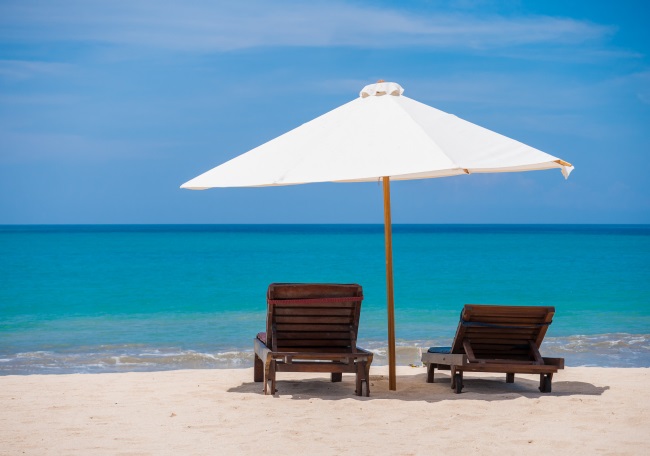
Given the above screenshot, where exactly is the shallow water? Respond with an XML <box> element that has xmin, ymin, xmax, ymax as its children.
<box><xmin>1</xmin><ymin>224</ymin><xmax>649</xmax><ymax>374</ymax></box>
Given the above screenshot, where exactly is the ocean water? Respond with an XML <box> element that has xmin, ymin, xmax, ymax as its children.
<box><xmin>1</xmin><ymin>224</ymin><xmax>649</xmax><ymax>375</ymax></box>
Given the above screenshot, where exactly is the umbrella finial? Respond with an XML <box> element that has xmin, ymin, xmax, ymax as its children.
<box><xmin>360</xmin><ymin>81</ymin><xmax>404</xmax><ymax>98</ymax></box>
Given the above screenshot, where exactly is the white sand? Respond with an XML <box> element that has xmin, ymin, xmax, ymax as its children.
<box><xmin>1</xmin><ymin>366</ymin><xmax>648</xmax><ymax>455</ymax></box>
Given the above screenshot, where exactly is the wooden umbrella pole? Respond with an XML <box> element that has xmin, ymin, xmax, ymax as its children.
<box><xmin>382</xmin><ymin>176</ymin><xmax>397</xmax><ymax>391</ymax></box>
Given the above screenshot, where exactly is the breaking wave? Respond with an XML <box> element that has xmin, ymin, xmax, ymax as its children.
<box><xmin>1</xmin><ymin>333</ymin><xmax>648</xmax><ymax>375</ymax></box>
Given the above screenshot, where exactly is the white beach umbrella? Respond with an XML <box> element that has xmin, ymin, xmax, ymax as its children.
<box><xmin>181</xmin><ymin>81</ymin><xmax>574</xmax><ymax>390</ymax></box>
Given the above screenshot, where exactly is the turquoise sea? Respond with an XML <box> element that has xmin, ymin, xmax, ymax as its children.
<box><xmin>1</xmin><ymin>224</ymin><xmax>649</xmax><ymax>375</ymax></box>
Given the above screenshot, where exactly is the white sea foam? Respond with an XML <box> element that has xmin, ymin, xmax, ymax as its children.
<box><xmin>1</xmin><ymin>333</ymin><xmax>648</xmax><ymax>375</ymax></box>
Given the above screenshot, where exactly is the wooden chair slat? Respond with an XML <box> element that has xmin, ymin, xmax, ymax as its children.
<box><xmin>275</xmin><ymin>316</ymin><xmax>353</xmax><ymax>324</ymax></box>
<box><xmin>275</xmin><ymin>323</ymin><xmax>353</xmax><ymax>332</ymax></box>
<box><xmin>275</xmin><ymin>308</ymin><xmax>353</xmax><ymax>316</ymax></box>
<box><xmin>276</xmin><ymin>332</ymin><xmax>353</xmax><ymax>340</ymax></box>
<box><xmin>277</xmin><ymin>340</ymin><xmax>353</xmax><ymax>347</ymax></box>
<box><xmin>274</xmin><ymin>301</ymin><xmax>360</xmax><ymax>308</ymax></box>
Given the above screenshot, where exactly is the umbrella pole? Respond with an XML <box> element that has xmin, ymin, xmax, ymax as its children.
<box><xmin>382</xmin><ymin>176</ymin><xmax>397</xmax><ymax>391</ymax></box>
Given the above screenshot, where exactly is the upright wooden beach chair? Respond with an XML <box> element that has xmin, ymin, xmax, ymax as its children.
<box><xmin>421</xmin><ymin>304</ymin><xmax>564</xmax><ymax>393</ymax></box>
<box><xmin>253</xmin><ymin>283</ymin><xmax>373</xmax><ymax>396</ymax></box>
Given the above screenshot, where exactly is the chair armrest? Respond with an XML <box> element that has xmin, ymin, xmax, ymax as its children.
<box><xmin>253</xmin><ymin>337</ymin><xmax>273</xmax><ymax>365</ymax></box>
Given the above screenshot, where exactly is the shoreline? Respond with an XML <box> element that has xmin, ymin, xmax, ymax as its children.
<box><xmin>1</xmin><ymin>366</ymin><xmax>648</xmax><ymax>454</ymax></box>
<box><xmin>3</xmin><ymin>332</ymin><xmax>649</xmax><ymax>375</ymax></box>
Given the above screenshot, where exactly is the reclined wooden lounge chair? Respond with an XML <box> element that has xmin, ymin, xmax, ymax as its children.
<box><xmin>421</xmin><ymin>304</ymin><xmax>564</xmax><ymax>393</ymax></box>
<box><xmin>254</xmin><ymin>283</ymin><xmax>373</xmax><ymax>396</ymax></box>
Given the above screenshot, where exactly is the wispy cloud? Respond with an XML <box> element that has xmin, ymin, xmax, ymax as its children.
<box><xmin>611</xmin><ymin>71</ymin><xmax>650</xmax><ymax>105</ymax></box>
<box><xmin>406</xmin><ymin>73</ymin><xmax>613</xmax><ymax>112</ymax></box>
<box><xmin>0</xmin><ymin>93</ymin><xmax>79</xmax><ymax>105</ymax></box>
<box><xmin>313</xmin><ymin>72</ymin><xmax>615</xmax><ymax>112</ymax></box>
<box><xmin>310</xmin><ymin>71</ymin><xmax>647</xmax><ymax>140</ymax></box>
<box><xmin>0</xmin><ymin>0</ymin><xmax>614</xmax><ymax>53</ymax></box>
<box><xmin>0</xmin><ymin>59</ymin><xmax>71</xmax><ymax>79</ymax></box>
<box><xmin>439</xmin><ymin>72</ymin><xmax>650</xmax><ymax>136</ymax></box>
<box><xmin>0</xmin><ymin>129</ymin><xmax>174</xmax><ymax>164</ymax></box>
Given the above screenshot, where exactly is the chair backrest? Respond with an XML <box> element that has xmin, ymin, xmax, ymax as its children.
<box><xmin>451</xmin><ymin>304</ymin><xmax>555</xmax><ymax>361</ymax></box>
<box><xmin>266</xmin><ymin>283</ymin><xmax>363</xmax><ymax>353</ymax></box>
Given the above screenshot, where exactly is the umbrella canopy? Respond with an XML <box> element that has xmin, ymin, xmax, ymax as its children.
<box><xmin>181</xmin><ymin>81</ymin><xmax>573</xmax><ymax>391</ymax></box>
<box><xmin>182</xmin><ymin>81</ymin><xmax>572</xmax><ymax>190</ymax></box>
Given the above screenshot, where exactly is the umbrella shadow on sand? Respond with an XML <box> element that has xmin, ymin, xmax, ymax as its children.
<box><xmin>227</xmin><ymin>371</ymin><xmax>608</xmax><ymax>402</ymax></box>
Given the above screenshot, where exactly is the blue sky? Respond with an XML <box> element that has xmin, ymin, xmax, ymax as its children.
<box><xmin>0</xmin><ymin>0</ymin><xmax>648</xmax><ymax>224</ymax></box>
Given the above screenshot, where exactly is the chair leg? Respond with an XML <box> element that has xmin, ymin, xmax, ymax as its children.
<box><xmin>355</xmin><ymin>362</ymin><xmax>363</xmax><ymax>396</ymax></box>
<box><xmin>254</xmin><ymin>354</ymin><xmax>263</xmax><ymax>382</ymax></box>
<box><xmin>355</xmin><ymin>372</ymin><xmax>361</xmax><ymax>396</ymax></box>
<box><xmin>269</xmin><ymin>360</ymin><xmax>277</xmax><ymax>395</ymax></box>
<box><xmin>426</xmin><ymin>363</ymin><xmax>436</xmax><ymax>383</ymax></box>
<box><xmin>354</xmin><ymin>361</ymin><xmax>370</xmax><ymax>397</ymax></box>
<box><xmin>365</xmin><ymin>362</ymin><xmax>371</xmax><ymax>397</ymax></box>
<box><xmin>263</xmin><ymin>365</ymin><xmax>269</xmax><ymax>395</ymax></box>
<box><xmin>331</xmin><ymin>372</ymin><xmax>343</xmax><ymax>382</ymax></box>
<box><xmin>454</xmin><ymin>371</ymin><xmax>464</xmax><ymax>394</ymax></box>
<box><xmin>506</xmin><ymin>373</ymin><xmax>515</xmax><ymax>383</ymax></box>
<box><xmin>539</xmin><ymin>373</ymin><xmax>553</xmax><ymax>393</ymax></box>
<box><xmin>451</xmin><ymin>368</ymin><xmax>464</xmax><ymax>393</ymax></box>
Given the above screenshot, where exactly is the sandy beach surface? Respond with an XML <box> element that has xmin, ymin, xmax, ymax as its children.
<box><xmin>1</xmin><ymin>366</ymin><xmax>648</xmax><ymax>455</ymax></box>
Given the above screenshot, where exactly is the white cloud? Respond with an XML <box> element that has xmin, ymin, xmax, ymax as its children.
<box><xmin>0</xmin><ymin>59</ymin><xmax>72</xmax><ymax>79</ymax></box>
<box><xmin>410</xmin><ymin>73</ymin><xmax>614</xmax><ymax>117</ymax></box>
<box><xmin>0</xmin><ymin>93</ymin><xmax>79</xmax><ymax>104</ymax></box>
<box><xmin>0</xmin><ymin>0</ymin><xmax>614</xmax><ymax>52</ymax></box>
<box><xmin>612</xmin><ymin>71</ymin><xmax>650</xmax><ymax>105</ymax></box>
<box><xmin>0</xmin><ymin>130</ymin><xmax>169</xmax><ymax>164</ymax></box>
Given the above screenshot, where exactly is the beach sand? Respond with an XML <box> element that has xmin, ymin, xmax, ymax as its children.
<box><xmin>1</xmin><ymin>366</ymin><xmax>648</xmax><ymax>455</ymax></box>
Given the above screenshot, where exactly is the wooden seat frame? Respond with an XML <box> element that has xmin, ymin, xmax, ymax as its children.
<box><xmin>421</xmin><ymin>304</ymin><xmax>564</xmax><ymax>393</ymax></box>
<box><xmin>254</xmin><ymin>283</ymin><xmax>373</xmax><ymax>396</ymax></box>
